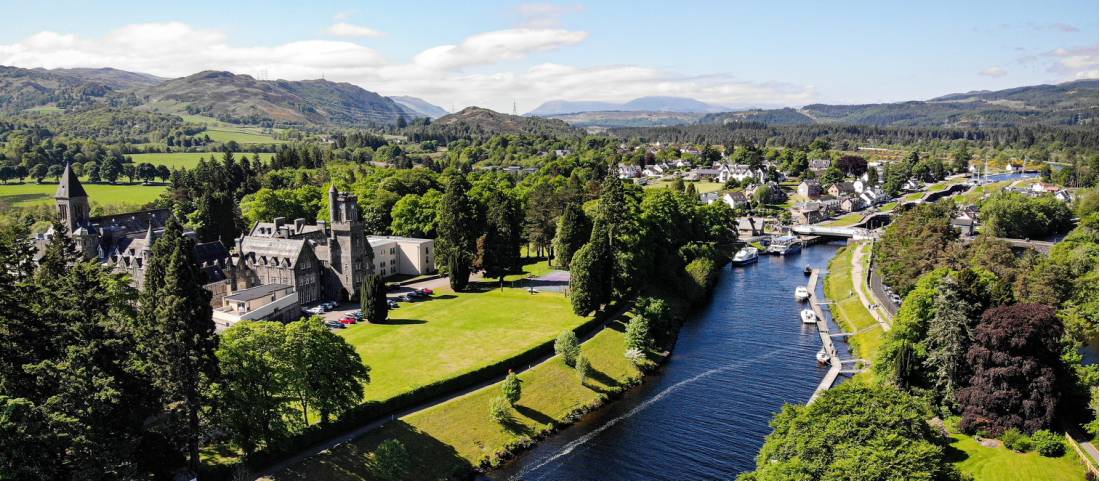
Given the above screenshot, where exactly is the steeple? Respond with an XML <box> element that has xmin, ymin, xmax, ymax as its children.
<box><xmin>54</xmin><ymin>162</ymin><xmax>88</xmax><ymax>199</ymax></box>
<box><xmin>54</xmin><ymin>162</ymin><xmax>90</xmax><ymax>232</ymax></box>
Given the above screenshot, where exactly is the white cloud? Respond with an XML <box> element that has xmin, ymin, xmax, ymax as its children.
<box><xmin>515</xmin><ymin>3</ymin><xmax>585</xmax><ymax>28</ymax></box>
<box><xmin>0</xmin><ymin>21</ymin><xmax>816</xmax><ymax>112</ymax></box>
<box><xmin>325</xmin><ymin>22</ymin><xmax>385</xmax><ymax>38</ymax></box>
<box><xmin>978</xmin><ymin>66</ymin><xmax>1007</xmax><ymax>78</ymax></box>
<box><xmin>413</xmin><ymin>28</ymin><xmax>588</xmax><ymax>70</ymax></box>
<box><xmin>1044</xmin><ymin>44</ymin><xmax>1099</xmax><ymax>79</ymax></box>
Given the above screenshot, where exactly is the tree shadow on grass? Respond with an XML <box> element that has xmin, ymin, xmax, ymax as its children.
<box><xmin>583</xmin><ymin>367</ymin><xmax>621</xmax><ymax>395</ymax></box>
<box><xmin>433</xmin><ymin>294</ymin><xmax>457</xmax><ymax>300</ymax></box>
<box><xmin>276</xmin><ymin>420</ymin><xmax>472</xmax><ymax>481</ymax></box>
<box><xmin>942</xmin><ymin>442</ymin><xmax>969</xmax><ymax>464</ymax></box>
<box><xmin>514</xmin><ymin>404</ymin><xmax>555</xmax><ymax>427</ymax></box>
<box><xmin>500</xmin><ymin>415</ymin><xmax>534</xmax><ymax>437</ymax></box>
<box><xmin>375</xmin><ymin>318</ymin><xmax>427</xmax><ymax>325</ymax></box>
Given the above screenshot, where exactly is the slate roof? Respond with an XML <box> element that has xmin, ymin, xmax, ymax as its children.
<box><xmin>54</xmin><ymin>163</ymin><xmax>87</xmax><ymax>199</ymax></box>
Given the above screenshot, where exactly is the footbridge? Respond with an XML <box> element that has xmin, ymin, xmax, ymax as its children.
<box><xmin>790</xmin><ymin>225</ymin><xmax>879</xmax><ymax>240</ymax></box>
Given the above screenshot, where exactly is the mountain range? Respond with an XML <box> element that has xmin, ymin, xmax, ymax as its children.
<box><xmin>0</xmin><ymin>65</ymin><xmax>449</xmax><ymax>126</ymax></box>
<box><xmin>527</xmin><ymin>96</ymin><xmax>730</xmax><ymax>116</ymax></box>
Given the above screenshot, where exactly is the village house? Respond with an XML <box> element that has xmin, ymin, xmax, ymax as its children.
<box><xmin>717</xmin><ymin>164</ymin><xmax>765</xmax><ymax>184</ymax></box>
<box><xmin>827</xmin><ymin>182</ymin><xmax>857</xmax><ymax>198</ymax></box>
<box><xmin>797</xmin><ymin>180</ymin><xmax>823</xmax><ymax>199</ymax></box>
<box><xmin>722</xmin><ymin>191</ymin><xmax>749</xmax><ymax>209</ymax></box>
<box><xmin>839</xmin><ymin>196</ymin><xmax>865</xmax><ymax>213</ymax></box>
<box><xmin>617</xmin><ymin>165</ymin><xmax>643</xmax><ymax>179</ymax></box>
<box><xmin>790</xmin><ymin>202</ymin><xmax>826</xmax><ymax>225</ymax></box>
<box><xmin>808</xmin><ymin>158</ymin><xmax>832</xmax><ymax>172</ymax></box>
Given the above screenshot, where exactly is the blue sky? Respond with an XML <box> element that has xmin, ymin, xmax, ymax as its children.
<box><xmin>0</xmin><ymin>0</ymin><xmax>1096</xmax><ymax>112</ymax></box>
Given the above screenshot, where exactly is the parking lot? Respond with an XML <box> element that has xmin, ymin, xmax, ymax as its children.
<box><xmin>307</xmin><ymin>277</ymin><xmax>452</xmax><ymax>326</ymax></box>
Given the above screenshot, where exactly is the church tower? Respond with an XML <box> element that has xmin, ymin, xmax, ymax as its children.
<box><xmin>326</xmin><ymin>184</ymin><xmax>366</xmax><ymax>300</ymax></box>
<box><xmin>54</xmin><ymin>163</ymin><xmax>90</xmax><ymax>233</ymax></box>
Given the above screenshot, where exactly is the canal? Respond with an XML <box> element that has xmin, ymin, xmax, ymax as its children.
<box><xmin>488</xmin><ymin>241</ymin><xmax>852</xmax><ymax>480</ymax></box>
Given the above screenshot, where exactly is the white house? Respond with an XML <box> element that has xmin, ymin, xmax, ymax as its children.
<box><xmin>718</xmin><ymin>164</ymin><xmax>765</xmax><ymax>184</ymax></box>
<box><xmin>617</xmin><ymin>165</ymin><xmax>643</xmax><ymax>179</ymax></box>
<box><xmin>368</xmin><ymin>236</ymin><xmax>435</xmax><ymax>278</ymax></box>
<box><xmin>722</xmin><ymin>191</ymin><xmax>749</xmax><ymax>209</ymax></box>
<box><xmin>809</xmin><ymin>159</ymin><xmax>832</xmax><ymax>172</ymax></box>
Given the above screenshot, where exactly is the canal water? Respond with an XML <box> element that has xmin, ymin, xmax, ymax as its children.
<box><xmin>488</xmin><ymin>242</ymin><xmax>852</xmax><ymax>481</ymax></box>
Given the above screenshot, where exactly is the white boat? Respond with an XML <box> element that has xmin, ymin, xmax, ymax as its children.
<box><xmin>795</xmin><ymin>286</ymin><xmax>811</xmax><ymax>302</ymax></box>
<box><xmin>767</xmin><ymin>235</ymin><xmax>803</xmax><ymax>256</ymax></box>
<box><xmin>816</xmin><ymin>349</ymin><xmax>830</xmax><ymax>365</ymax></box>
<box><xmin>800</xmin><ymin>308</ymin><xmax>817</xmax><ymax>324</ymax></box>
<box><xmin>731</xmin><ymin>246</ymin><xmax>759</xmax><ymax>266</ymax></box>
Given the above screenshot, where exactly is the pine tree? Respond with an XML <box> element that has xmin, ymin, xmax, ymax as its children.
<box><xmin>923</xmin><ymin>275</ymin><xmax>973</xmax><ymax>412</ymax></box>
<box><xmin>476</xmin><ymin>191</ymin><xmax>518</xmax><ymax>285</ymax></box>
<box><xmin>360</xmin><ymin>273</ymin><xmax>388</xmax><ymax>323</ymax></box>
<box><xmin>552</xmin><ymin>203</ymin><xmax>591</xmax><ymax>268</ymax></box>
<box><xmin>568</xmin><ymin>230</ymin><xmax>612</xmax><ymax>315</ymax></box>
<box><xmin>139</xmin><ymin>217</ymin><xmax>219</xmax><ymax>473</ymax></box>
<box><xmin>437</xmin><ymin>172</ymin><xmax>477</xmax><ymax>291</ymax></box>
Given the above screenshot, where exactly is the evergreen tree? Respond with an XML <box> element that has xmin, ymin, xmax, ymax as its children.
<box><xmin>552</xmin><ymin>203</ymin><xmax>591</xmax><ymax>268</ymax></box>
<box><xmin>625</xmin><ymin>314</ymin><xmax>651</xmax><ymax>352</ymax></box>
<box><xmin>476</xmin><ymin>191</ymin><xmax>519</xmax><ymax>285</ymax></box>
<box><xmin>568</xmin><ymin>230</ymin><xmax>612</xmax><ymax>315</ymax></box>
<box><xmin>923</xmin><ymin>275</ymin><xmax>973</xmax><ymax>412</ymax></box>
<box><xmin>139</xmin><ymin>217</ymin><xmax>219</xmax><ymax>472</ymax></box>
<box><xmin>554</xmin><ymin>331</ymin><xmax>581</xmax><ymax>367</ymax></box>
<box><xmin>501</xmin><ymin>370</ymin><xmax>521</xmax><ymax>405</ymax></box>
<box><xmin>360</xmin><ymin>273</ymin><xmax>388</xmax><ymax>323</ymax></box>
<box><xmin>190</xmin><ymin>191</ymin><xmax>243</xmax><ymax>245</ymax></box>
<box><xmin>437</xmin><ymin>172</ymin><xmax>477</xmax><ymax>291</ymax></box>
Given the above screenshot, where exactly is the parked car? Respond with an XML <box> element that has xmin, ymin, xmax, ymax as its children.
<box><xmin>339</xmin><ymin>316</ymin><xmax>357</xmax><ymax>325</ymax></box>
<box><xmin>320</xmin><ymin>301</ymin><xmax>337</xmax><ymax>311</ymax></box>
<box><xmin>302</xmin><ymin>306</ymin><xmax>325</xmax><ymax>315</ymax></box>
<box><xmin>395</xmin><ymin>294</ymin><xmax>411</xmax><ymax>302</ymax></box>
<box><xmin>346</xmin><ymin>310</ymin><xmax>363</xmax><ymax>320</ymax></box>
<box><xmin>419</xmin><ymin>288</ymin><xmax>434</xmax><ymax>295</ymax></box>
<box><xmin>408</xmin><ymin>291</ymin><xmax>426</xmax><ymax>299</ymax></box>
<box><xmin>324</xmin><ymin>320</ymin><xmax>345</xmax><ymax>329</ymax></box>
<box><xmin>890</xmin><ymin>294</ymin><xmax>902</xmax><ymax>305</ymax></box>
<box><xmin>387</xmin><ymin>300</ymin><xmax>399</xmax><ymax>308</ymax></box>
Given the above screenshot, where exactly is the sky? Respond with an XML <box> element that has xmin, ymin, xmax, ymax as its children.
<box><xmin>0</xmin><ymin>0</ymin><xmax>1096</xmax><ymax>113</ymax></box>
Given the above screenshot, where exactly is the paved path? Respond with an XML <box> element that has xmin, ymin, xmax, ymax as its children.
<box><xmin>255</xmin><ymin>297</ymin><xmax>631</xmax><ymax>480</ymax></box>
<box><xmin>849</xmin><ymin>242</ymin><xmax>892</xmax><ymax>332</ymax></box>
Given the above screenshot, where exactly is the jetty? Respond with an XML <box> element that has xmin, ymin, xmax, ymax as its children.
<box><xmin>806</xmin><ymin>268</ymin><xmax>842</xmax><ymax>404</ymax></box>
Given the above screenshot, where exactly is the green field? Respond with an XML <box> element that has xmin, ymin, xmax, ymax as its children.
<box><xmin>0</xmin><ymin>182</ymin><xmax>165</xmax><ymax>208</ymax></box>
<box><xmin>339</xmin><ymin>284</ymin><xmax>589</xmax><ymax>404</ymax></box>
<box><xmin>822</xmin><ymin>211</ymin><xmax>866</xmax><ymax>227</ymax></box>
<box><xmin>202</xmin><ymin>128</ymin><xmax>287</xmax><ymax>145</ymax></box>
<box><xmin>129</xmin><ymin>152</ymin><xmax>274</xmax><ymax>170</ymax></box>
<box><xmin>948</xmin><ymin>433</ymin><xmax>1087</xmax><ymax>481</ymax></box>
<box><xmin>276</xmin><ymin>319</ymin><xmax>647</xmax><ymax>480</ymax></box>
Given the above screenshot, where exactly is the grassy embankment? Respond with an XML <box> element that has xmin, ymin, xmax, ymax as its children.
<box><xmin>129</xmin><ymin>151</ymin><xmax>274</xmax><ymax>170</ymax></box>
<box><xmin>823</xmin><ymin>244</ymin><xmax>1090</xmax><ymax>480</ymax></box>
<box><xmin>822</xmin><ymin>242</ymin><xmax>882</xmax><ymax>382</ymax></box>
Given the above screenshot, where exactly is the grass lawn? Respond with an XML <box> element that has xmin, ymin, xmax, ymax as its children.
<box><xmin>948</xmin><ymin>433</ymin><xmax>1087</xmax><ymax>481</ymax></box>
<box><xmin>822</xmin><ymin>211</ymin><xmax>865</xmax><ymax>227</ymax></box>
<box><xmin>877</xmin><ymin>201</ymin><xmax>898</xmax><ymax>212</ymax></box>
<box><xmin>202</xmin><ymin>127</ymin><xmax>287</xmax><ymax>144</ymax></box>
<box><xmin>644</xmin><ymin>180</ymin><xmax>724</xmax><ymax>193</ymax></box>
<box><xmin>129</xmin><ymin>152</ymin><xmax>274</xmax><ymax>170</ymax></box>
<box><xmin>339</xmin><ymin>286</ymin><xmax>589</xmax><ymax>403</ymax></box>
<box><xmin>0</xmin><ymin>181</ymin><xmax>165</xmax><ymax>208</ymax></box>
<box><xmin>823</xmin><ymin>244</ymin><xmax>882</xmax><ymax>379</ymax></box>
<box><xmin>274</xmin><ymin>320</ymin><xmax>648</xmax><ymax>480</ymax></box>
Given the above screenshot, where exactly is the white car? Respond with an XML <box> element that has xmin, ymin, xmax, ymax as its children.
<box><xmin>302</xmin><ymin>306</ymin><xmax>325</xmax><ymax>315</ymax></box>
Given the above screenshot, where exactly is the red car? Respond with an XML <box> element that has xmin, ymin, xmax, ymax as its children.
<box><xmin>419</xmin><ymin>288</ymin><xmax>434</xmax><ymax>295</ymax></box>
<box><xmin>339</xmin><ymin>316</ymin><xmax>357</xmax><ymax>325</ymax></box>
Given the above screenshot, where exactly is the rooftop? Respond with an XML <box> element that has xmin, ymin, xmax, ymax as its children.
<box><xmin>225</xmin><ymin>283</ymin><xmax>292</xmax><ymax>302</ymax></box>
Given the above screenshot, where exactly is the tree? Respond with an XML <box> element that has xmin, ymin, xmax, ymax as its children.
<box><xmin>552</xmin><ymin>203</ymin><xmax>591</xmax><ymax>268</ymax></box>
<box><xmin>739</xmin><ymin>384</ymin><xmax>962</xmax><ymax>481</ymax></box>
<box><xmin>922</xmin><ymin>275</ymin><xmax>972</xmax><ymax>412</ymax></box>
<box><xmin>215</xmin><ymin>321</ymin><xmax>292</xmax><ymax>454</ymax></box>
<box><xmin>957</xmin><ymin>304</ymin><xmax>1064</xmax><ymax>435</ymax></box>
<box><xmin>389</xmin><ymin>190</ymin><xmax>442</xmax><ymax>238</ymax></box>
<box><xmin>625</xmin><ymin>313</ymin><xmax>651</xmax><ymax>352</ymax></box>
<box><xmin>874</xmin><ymin>201</ymin><xmax>958</xmax><ymax>295</ymax></box>
<box><xmin>189</xmin><ymin>191</ymin><xmax>242</xmax><ymax>245</ymax></box>
<box><xmin>29</xmin><ymin>164</ymin><xmax>46</xmax><ymax>183</ymax></box>
<box><xmin>489</xmin><ymin>395</ymin><xmax>511</xmax><ymax>425</ymax></box>
<box><xmin>979</xmin><ymin>191</ymin><xmax>1073</xmax><ymax>239</ymax></box>
<box><xmin>282</xmin><ymin>317</ymin><xmax>370</xmax><ymax>425</ymax></box>
<box><xmin>501</xmin><ymin>370</ymin><xmax>521</xmax><ymax>405</ymax></box>
<box><xmin>101</xmin><ymin>158</ymin><xmax>121</xmax><ymax>183</ymax></box>
<box><xmin>554</xmin><ymin>331</ymin><xmax>581</xmax><ymax>366</ymax></box>
<box><xmin>156</xmin><ymin>164</ymin><xmax>171</xmax><ymax>182</ymax></box>
<box><xmin>46</xmin><ymin>163</ymin><xmax>63</xmax><ymax>181</ymax></box>
<box><xmin>86</xmin><ymin>163</ymin><xmax>101</xmax><ymax>183</ymax></box>
<box><xmin>371</xmin><ymin>439</ymin><xmax>410</xmax><ymax>481</ymax></box>
<box><xmin>475</xmin><ymin>190</ymin><xmax>519</xmax><ymax>284</ymax></box>
<box><xmin>360</xmin><ymin>274</ymin><xmax>388</xmax><ymax>323</ymax></box>
<box><xmin>437</xmin><ymin>173</ymin><xmax>477</xmax><ymax>291</ymax></box>
<box><xmin>568</xmin><ymin>232</ymin><xmax>612</xmax><ymax>315</ymax></box>
<box><xmin>138</xmin><ymin>217</ymin><xmax>219</xmax><ymax>472</ymax></box>
<box><xmin>524</xmin><ymin>181</ymin><xmax>559</xmax><ymax>260</ymax></box>
<box><xmin>575</xmin><ymin>354</ymin><xmax>590</xmax><ymax>384</ymax></box>
<box><xmin>136</xmin><ymin>162</ymin><xmax>157</xmax><ymax>183</ymax></box>
<box><xmin>836</xmin><ymin>155</ymin><xmax>868</xmax><ymax>176</ymax></box>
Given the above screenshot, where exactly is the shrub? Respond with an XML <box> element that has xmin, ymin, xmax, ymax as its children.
<box><xmin>1031</xmin><ymin>430</ymin><xmax>1066</xmax><ymax>457</ymax></box>
<box><xmin>501</xmin><ymin>371</ymin><xmax>521</xmax><ymax>405</ymax></box>
<box><xmin>554</xmin><ymin>331</ymin><xmax>580</xmax><ymax>366</ymax></box>
<box><xmin>371</xmin><ymin>439</ymin><xmax>409</xmax><ymax>481</ymax></box>
<box><xmin>489</xmin><ymin>396</ymin><xmax>511</xmax><ymax>425</ymax></box>
<box><xmin>1001</xmin><ymin>428</ymin><xmax>1033</xmax><ymax>452</ymax></box>
<box><xmin>624</xmin><ymin>348</ymin><xmax>645</xmax><ymax>365</ymax></box>
<box><xmin>575</xmin><ymin>354</ymin><xmax>590</xmax><ymax>384</ymax></box>
<box><xmin>624</xmin><ymin>315</ymin><xmax>650</xmax><ymax>352</ymax></box>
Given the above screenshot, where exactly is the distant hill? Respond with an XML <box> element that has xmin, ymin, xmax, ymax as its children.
<box><xmin>0</xmin><ymin>65</ymin><xmax>120</xmax><ymax>111</ymax></box>
<box><xmin>390</xmin><ymin>96</ymin><xmax>449</xmax><ymax>119</ymax></box>
<box><xmin>432</xmin><ymin>106</ymin><xmax>577</xmax><ymax>136</ymax></box>
<box><xmin>701</xmin><ymin>80</ymin><xmax>1098</xmax><ymax>127</ymax></box>
<box><xmin>137</xmin><ymin>70</ymin><xmax>409</xmax><ymax>126</ymax></box>
<box><xmin>544</xmin><ymin>110</ymin><xmax>706</xmax><ymax>128</ymax></box>
<box><xmin>41</xmin><ymin>67</ymin><xmax>165</xmax><ymax>89</ymax></box>
<box><xmin>528</xmin><ymin>95</ymin><xmax>728</xmax><ymax>116</ymax></box>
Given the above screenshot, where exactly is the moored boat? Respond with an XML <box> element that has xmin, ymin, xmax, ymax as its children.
<box><xmin>795</xmin><ymin>286</ymin><xmax>810</xmax><ymax>302</ymax></box>
<box><xmin>800</xmin><ymin>308</ymin><xmax>817</xmax><ymax>324</ymax></box>
<box><xmin>731</xmin><ymin>246</ymin><xmax>759</xmax><ymax>266</ymax></box>
<box><xmin>816</xmin><ymin>349</ymin><xmax>830</xmax><ymax>365</ymax></box>
<box><xmin>767</xmin><ymin>235</ymin><xmax>803</xmax><ymax>256</ymax></box>
<box><xmin>803</xmin><ymin>266</ymin><xmax>813</xmax><ymax>276</ymax></box>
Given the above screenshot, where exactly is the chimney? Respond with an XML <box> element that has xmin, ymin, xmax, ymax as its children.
<box><xmin>294</xmin><ymin>218</ymin><xmax>306</xmax><ymax>231</ymax></box>
<box><xmin>273</xmin><ymin>217</ymin><xmax>286</xmax><ymax>229</ymax></box>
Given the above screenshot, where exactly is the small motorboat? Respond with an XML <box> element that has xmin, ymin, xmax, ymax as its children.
<box><xmin>795</xmin><ymin>286</ymin><xmax>811</xmax><ymax>302</ymax></box>
<box><xmin>803</xmin><ymin>266</ymin><xmax>812</xmax><ymax>276</ymax></box>
<box><xmin>731</xmin><ymin>246</ymin><xmax>759</xmax><ymax>266</ymax></box>
<box><xmin>800</xmin><ymin>308</ymin><xmax>817</xmax><ymax>325</ymax></box>
<box><xmin>816</xmin><ymin>349</ymin><xmax>830</xmax><ymax>365</ymax></box>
